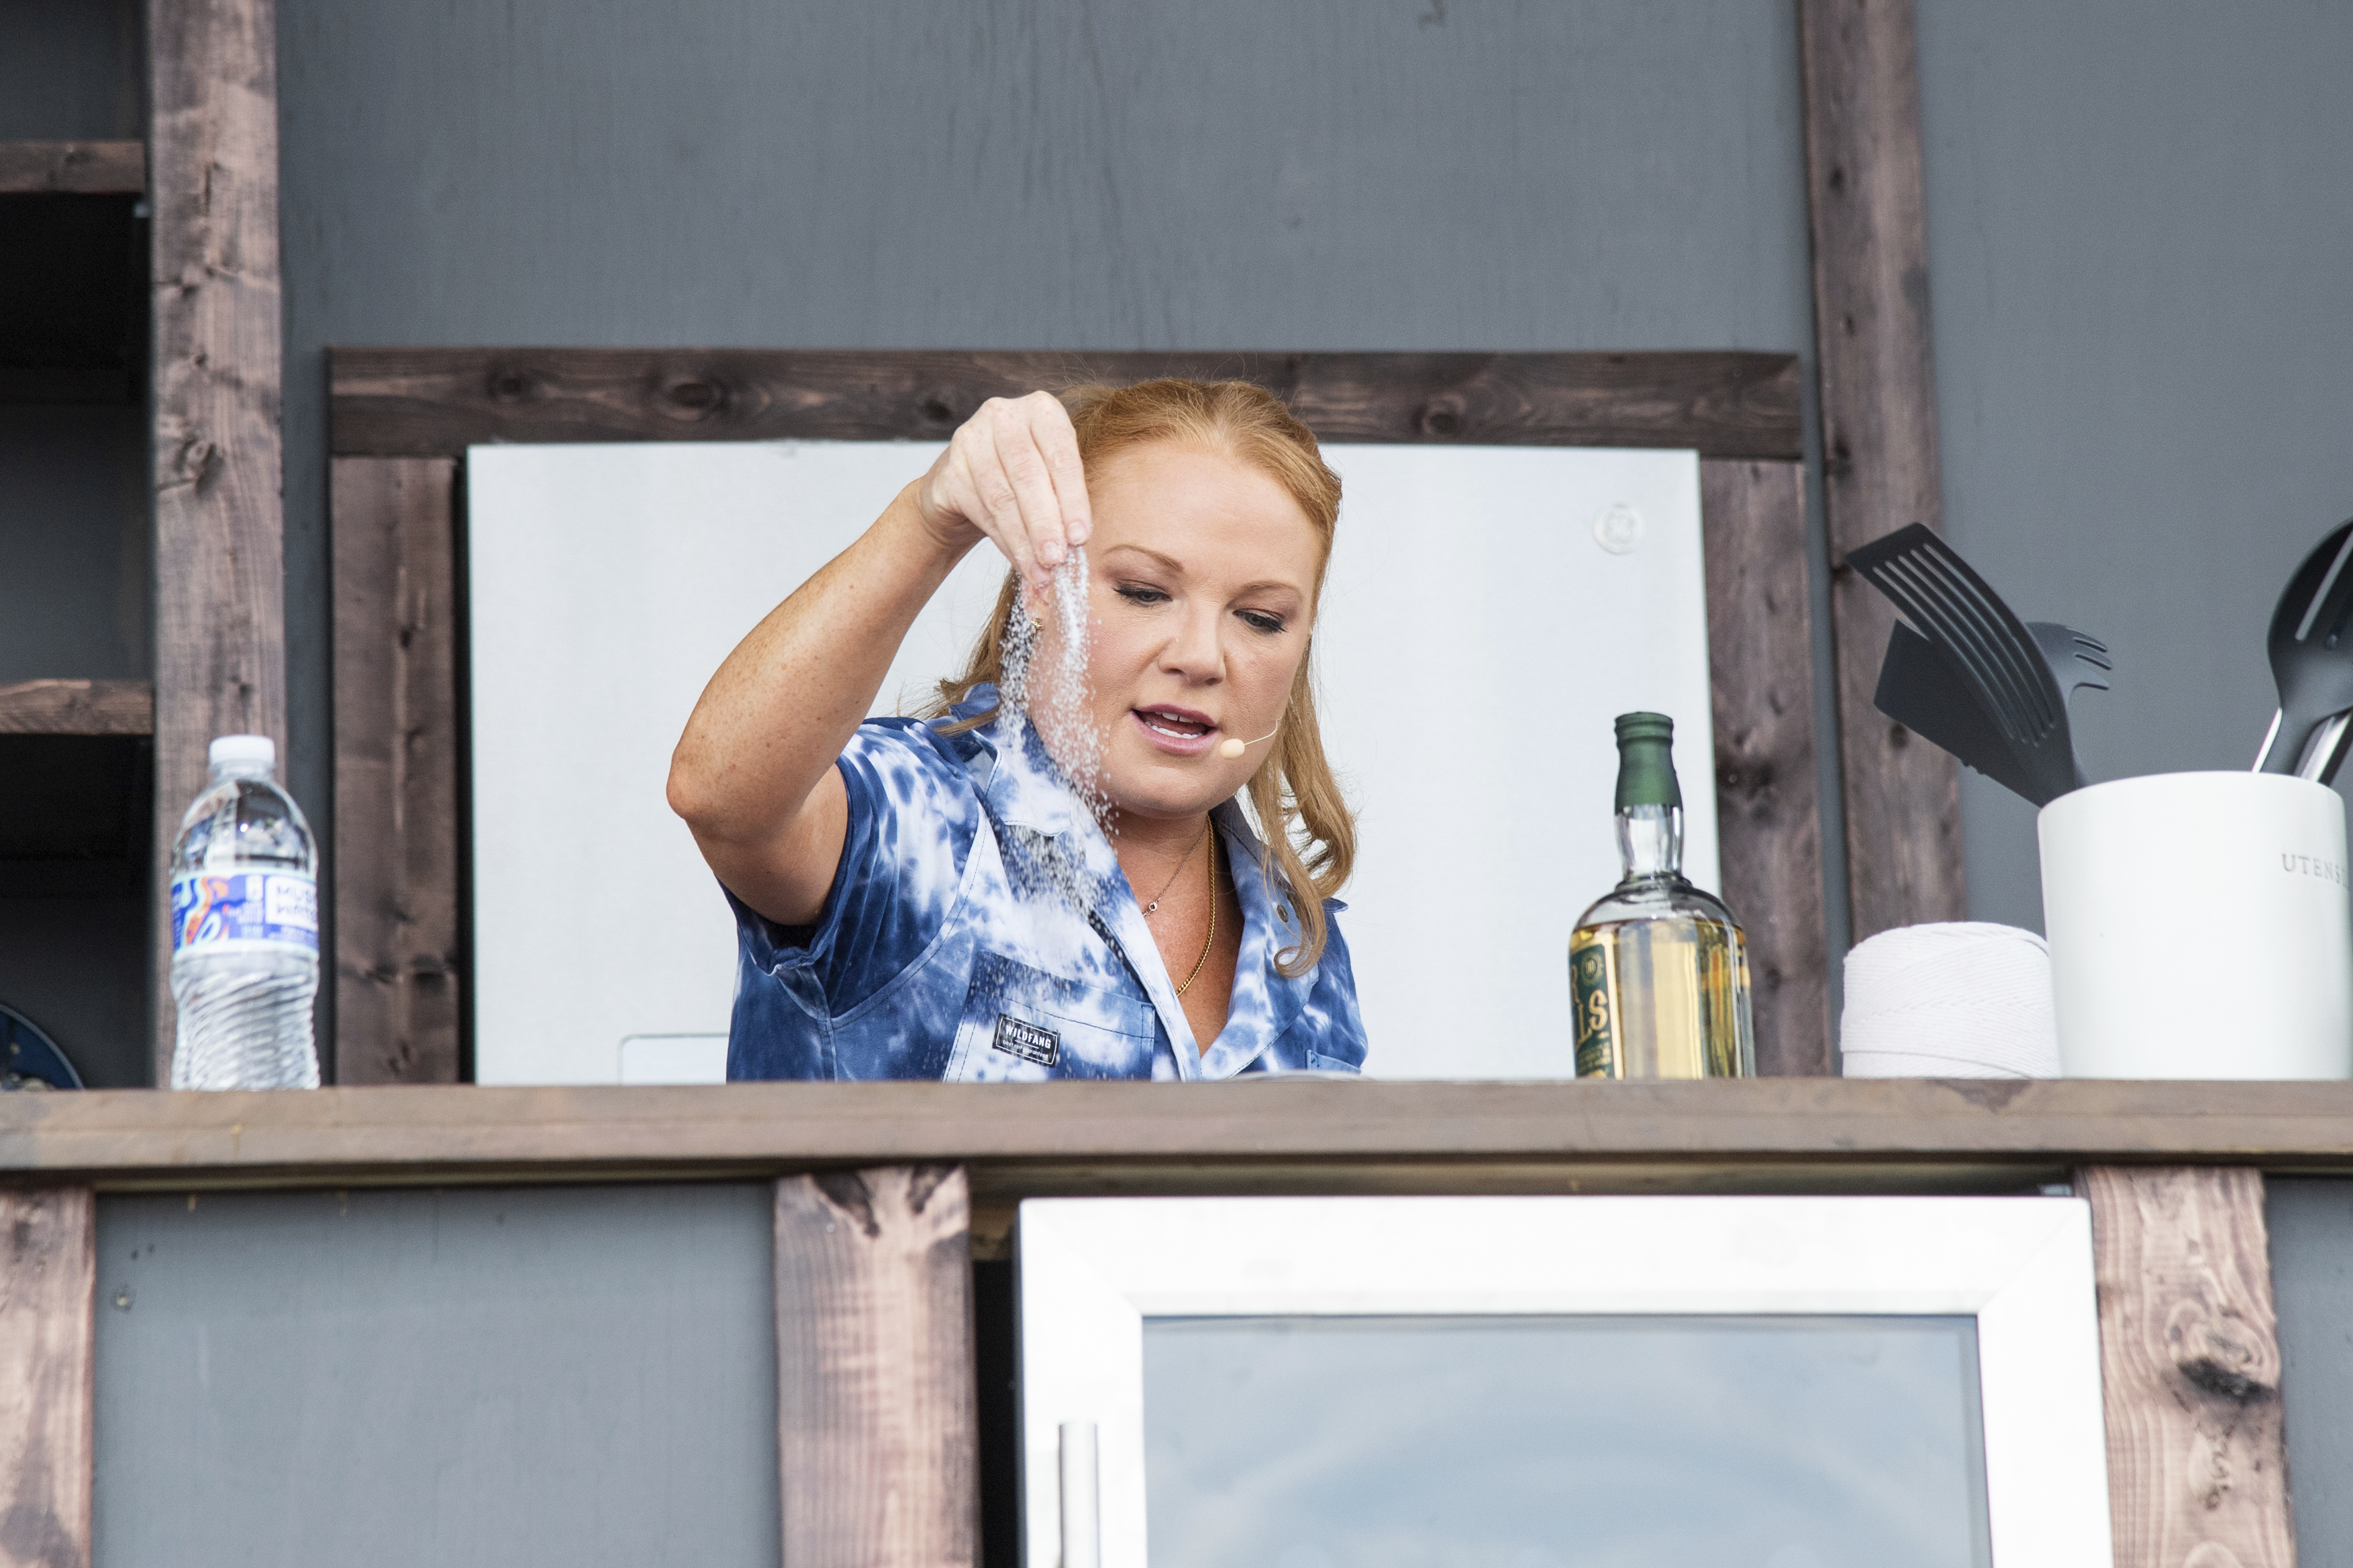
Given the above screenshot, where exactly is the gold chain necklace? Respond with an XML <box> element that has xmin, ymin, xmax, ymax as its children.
<box><xmin>1174</xmin><ymin>832</ymin><xmax>1219</xmax><ymax>996</ymax></box>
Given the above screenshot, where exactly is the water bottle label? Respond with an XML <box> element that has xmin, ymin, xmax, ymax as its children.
<box><xmin>171</xmin><ymin>873</ymin><xmax>319</xmax><ymax>955</ymax></box>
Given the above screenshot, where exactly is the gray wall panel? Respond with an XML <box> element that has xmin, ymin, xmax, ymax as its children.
<box><xmin>0</xmin><ymin>407</ymin><xmax>150</xmax><ymax>683</ymax></box>
<box><xmin>1915</xmin><ymin>1</ymin><xmax>2353</xmax><ymax>931</ymax></box>
<box><xmin>272</xmin><ymin>0</ymin><xmax>1838</xmax><ymax>1055</ymax></box>
<box><xmin>2268</xmin><ymin>1178</ymin><xmax>2353</xmax><ymax>1566</ymax></box>
<box><xmin>94</xmin><ymin>1184</ymin><xmax>779</xmax><ymax>1568</ymax></box>
<box><xmin>0</xmin><ymin>0</ymin><xmax>142</xmax><ymax>140</ymax></box>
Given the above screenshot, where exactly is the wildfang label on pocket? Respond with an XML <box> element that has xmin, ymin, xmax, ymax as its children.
<box><xmin>991</xmin><ymin>1014</ymin><xmax>1060</xmax><ymax>1067</ymax></box>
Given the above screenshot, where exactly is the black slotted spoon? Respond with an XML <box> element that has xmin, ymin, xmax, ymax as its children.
<box><xmin>2255</xmin><ymin>518</ymin><xmax>2353</xmax><ymax>778</ymax></box>
<box><xmin>1846</xmin><ymin>523</ymin><xmax>2089</xmax><ymax>806</ymax></box>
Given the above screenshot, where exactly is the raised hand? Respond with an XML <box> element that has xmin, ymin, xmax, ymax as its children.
<box><xmin>915</xmin><ymin>390</ymin><xmax>1094</xmax><ymax>585</ymax></box>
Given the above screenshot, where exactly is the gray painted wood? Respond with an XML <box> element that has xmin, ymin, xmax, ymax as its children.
<box><xmin>0</xmin><ymin>408</ymin><xmax>149</xmax><ymax>683</ymax></box>
<box><xmin>0</xmin><ymin>0</ymin><xmax>143</xmax><ymax>141</ymax></box>
<box><xmin>1913</xmin><ymin>3</ymin><xmax>2353</xmax><ymax>933</ymax></box>
<box><xmin>2268</xmin><ymin>1178</ymin><xmax>2353</xmax><ymax>1567</ymax></box>
<box><xmin>93</xmin><ymin>1184</ymin><xmax>779</xmax><ymax>1568</ymax></box>
<box><xmin>272</xmin><ymin>0</ymin><xmax>1825</xmax><ymax>949</ymax></box>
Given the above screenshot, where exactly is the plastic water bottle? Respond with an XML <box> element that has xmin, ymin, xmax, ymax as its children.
<box><xmin>168</xmin><ymin>735</ymin><xmax>320</xmax><ymax>1089</ymax></box>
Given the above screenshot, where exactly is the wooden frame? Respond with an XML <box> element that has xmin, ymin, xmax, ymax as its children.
<box><xmin>2079</xmin><ymin>1165</ymin><xmax>2296</xmax><ymax>1568</ymax></box>
<box><xmin>0</xmin><ymin>141</ymin><xmax>147</xmax><ymax>195</ymax></box>
<box><xmin>327</xmin><ymin>348</ymin><xmax>1832</xmax><ymax>1081</ymax></box>
<box><xmin>1799</xmin><ymin>0</ymin><xmax>1967</xmax><ymax>943</ymax></box>
<box><xmin>330</xmin><ymin>348</ymin><xmax>1801</xmax><ymax>458</ymax></box>
<box><xmin>775</xmin><ymin>1165</ymin><xmax>979</xmax><ymax>1566</ymax></box>
<box><xmin>0</xmin><ymin>681</ymin><xmax>154</xmax><ymax>736</ymax></box>
<box><xmin>0</xmin><ymin>1187</ymin><xmax>96</xmax><ymax>1568</ymax></box>
<box><xmin>330</xmin><ymin>459</ymin><xmax>463</xmax><ymax>1085</ymax></box>
<box><xmin>4</xmin><ymin>1077</ymin><xmax>2353</xmax><ymax>1192</ymax></box>
<box><xmin>1018</xmin><ymin>1193</ymin><xmax>2109</xmax><ymax>1568</ymax></box>
<box><xmin>148</xmin><ymin>0</ymin><xmax>291</xmax><ymax>1082</ymax></box>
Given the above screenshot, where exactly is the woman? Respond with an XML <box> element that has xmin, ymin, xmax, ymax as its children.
<box><xmin>667</xmin><ymin>378</ymin><xmax>1365</xmax><ymax>1080</ymax></box>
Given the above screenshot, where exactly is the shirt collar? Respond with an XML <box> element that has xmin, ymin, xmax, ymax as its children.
<box><xmin>957</xmin><ymin>684</ymin><xmax>1081</xmax><ymax>839</ymax></box>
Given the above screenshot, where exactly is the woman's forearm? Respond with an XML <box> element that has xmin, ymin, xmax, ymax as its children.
<box><xmin>670</xmin><ymin>393</ymin><xmax>1090</xmax><ymax>923</ymax></box>
<box><xmin>668</xmin><ymin>481</ymin><xmax>970</xmax><ymax>859</ymax></box>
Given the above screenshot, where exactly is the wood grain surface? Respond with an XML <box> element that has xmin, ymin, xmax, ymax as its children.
<box><xmin>0</xmin><ymin>141</ymin><xmax>146</xmax><ymax>195</ymax></box>
<box><xmin>3</xmin><ymin>1080</ymin><xmax>2353</xmax><ymax>1194</ymax></box>
<box><xmin>0</xmin><ymin>680</ymin><xmax>154</xmax><ymax>736</ymax></box>
<box><xmin>775</xmin><ymin>1165</ymin><xmax>977</xmax><ymax>1568</ymax></box>
<box><xmin>328</xmin><ymin>348</ymin><xmax>1803</xmax><ymax>460</ymax></box>
<box><xmin>1701</xmin><ymin>460</ymin><xmax>1832</xmax><ymax>1075</ymax></box>
<box><xmin>1798</xmin><ymin>0</ymin><xmax>1966</xmax><ymax>943</ymax></box>
<box><xmin>0</xmin><ymin>1188</ymin><xmax>95</xmax><ymax>1568</ymax></box>
<box><xmin>2079</xmin><ymin>1166</ymin><xmax>2297</xmax><ymax>1568</ymax></box>
<box><xmin>332</xmin><ymin>459</ymin><xmax>462</xmax><ymax>1085</ymax></box>
<box><xmin>148</xmin><ymin>0</ymin><xmax>290</xmax><ymax>1080</ymax></box>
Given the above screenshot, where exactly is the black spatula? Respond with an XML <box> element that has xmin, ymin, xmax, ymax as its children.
<box><xmin>1848</xmin><ymin>523</ymin><xmax>2095</xmax><ymax>806</ymax></box>
<box><xmin>2255</xmin><ymin>518</ymin><xmax>2353</xmax><ymax>776</ymax></box>
<box><xmin>1874</xmin><ymin>619</ymin><xmax>2110</xmax><ymax>806</ymax></box>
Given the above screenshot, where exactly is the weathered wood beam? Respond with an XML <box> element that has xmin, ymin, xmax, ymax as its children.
<box><xmin>328</xmin><ymin>348</ymin><xmax>1805</xmax><ymax>461</ymax></box>
<box><xmin>1702</xmin><ymin>460</ymin><xmax>1832</xmax><ymax>1074</ymax></box>
<box><xmin>332</xmin><ymin>459</ymin><xmax>462</xmax><ymax>1085</ymax></box>
<box><xmin>0</xmin><ymin>140</ymin><xmax>147</xmax><ymax>195</ymax></box>
<box><xmin>1798</xmin><ymin>0</ymin><xmax>1965</xmax><ymax>943</ymax></box>
<box><xmin>2077</xmin><ymin>1166</ymin><xmax>2297</xmax><ymax>1568</ymax></box>
<box><xmin>149</xmin><ymin>0</ymin><xmax>290</xmax><ymax>1080</ymax></box>
<box><xmin>1</xmin><ymin>1080</ymin><xmax>2352</xmax><ymax>1192</ymax></box>
<box><xmin>0</xmin><ymin>1188</ymin><xmax>96</xmax><ymax>1568</ymax></box>
<box><xmin>0</xmin><ymin>680</ymin><xmax>155</xmax><ymax>737</ymax></box>
<box><xmin>775</xmin><ymin>1165</ymin><xmax>979</xmax><ymax>1567</ymax></box>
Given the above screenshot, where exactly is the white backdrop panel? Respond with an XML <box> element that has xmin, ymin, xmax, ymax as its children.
<box><xmin>1313</xmin><ymin>446</ymin><xmax>1713</xmax><ymax>1078</ymax></box>
<box><xmin>466</xmin><ymin>441</ymin><xmax>1712</xmax><ymax>1084</ymax></box>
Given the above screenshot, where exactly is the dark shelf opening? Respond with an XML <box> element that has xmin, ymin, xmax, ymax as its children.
<box><xmin>0</xmin><ymin>191</ymin><xmax>147</xmax><ymax>404</ymax></box>
<box><xmin>0</xmin><ymin>733</ymin><xmax>151</xmax><ymax>895</ymax></box>
<box><xmin>0</xmin><ymin>734</ymin><xmax>152</xmax><ymax>1087</ymax></box>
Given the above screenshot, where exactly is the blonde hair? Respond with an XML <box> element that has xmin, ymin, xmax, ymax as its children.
<box><xmin>929</xmin><ymin>378</ymin><xmax>1354</xmax><ymax>975</ymax></box>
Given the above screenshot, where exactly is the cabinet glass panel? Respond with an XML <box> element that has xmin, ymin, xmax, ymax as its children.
<box><xmin>1142</xmin><ymin>1315</ymin><xmax>1990</xmax><ymax>1568</ymax></box>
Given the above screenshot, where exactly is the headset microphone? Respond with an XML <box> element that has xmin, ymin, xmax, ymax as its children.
<box><xmin>1218</xmin><ymin>729</ymin><xmax>1281</xmax><ymax>760</ymax></box>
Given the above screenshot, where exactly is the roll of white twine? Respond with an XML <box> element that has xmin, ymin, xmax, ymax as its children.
<box><xmin>1838</xmin><ymin>922</ymin><xmax>2061</xmax><ymax>1079</ymax></box>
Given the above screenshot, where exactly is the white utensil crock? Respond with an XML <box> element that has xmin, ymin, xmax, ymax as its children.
<box><xmin>2038</xmin><ymin>771</ymin><xmax>2352</xmax><ymax>1078</ymax></box>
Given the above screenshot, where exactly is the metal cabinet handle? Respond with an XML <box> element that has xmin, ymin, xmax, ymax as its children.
<box><xmin>1058</xmin><ymin>1420</ymin><xmax>1100</xmax><ymax>1568</ymax></box>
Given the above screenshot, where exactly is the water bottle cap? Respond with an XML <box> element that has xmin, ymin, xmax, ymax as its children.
<box><xmin>208</xmin><ymin>734</ymin><xmax>277</xmax><ymax>772</ymax></box>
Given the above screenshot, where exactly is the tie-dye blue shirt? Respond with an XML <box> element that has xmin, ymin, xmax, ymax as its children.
<box><xmin>724</xmin><ymin>684</ymin><xmax>1368</xmax><ymax>1080</ymax></box>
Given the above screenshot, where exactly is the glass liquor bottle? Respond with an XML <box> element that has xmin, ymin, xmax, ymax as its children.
<box><xmin>1569</xmin><ymin>712</ymin><xmax>1755</xmax><ymax>1079</ymax></box>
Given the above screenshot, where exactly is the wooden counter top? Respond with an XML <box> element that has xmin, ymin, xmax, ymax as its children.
<box><xmin>3</xmin><ymin>1078</ymin><xmax>2350</xmax><ymax>1202</ymax></box>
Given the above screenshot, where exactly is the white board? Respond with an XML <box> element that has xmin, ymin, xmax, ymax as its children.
<box><xmin>466</xmin><ymin>441</ymin><xmax>1713</xmax><ymax>1084</ymax></box>
<box><xmin>1311</xmin><ymin>447</ymin><xmax>1715</xmax><ymax>1077</ymax></box>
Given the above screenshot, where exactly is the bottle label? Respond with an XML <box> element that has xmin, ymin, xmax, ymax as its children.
<box><xmin>171</xmin><ymin>873</ymin><xmax>319</xmax><ymax>955</ymax></box>
<box><xmin>1570</xmin><ymin>942</ymin><xmax>1616</xmax><ymax>1077</ymax></box>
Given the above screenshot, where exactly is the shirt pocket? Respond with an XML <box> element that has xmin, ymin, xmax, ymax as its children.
<box><xmin>946</xmin><ymin>951</ymin><xmax>1161</xmax><ymax>1082</ymax></box>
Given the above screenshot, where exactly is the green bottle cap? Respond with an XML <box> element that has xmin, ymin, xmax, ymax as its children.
<box><xmin>1613</xmin><ymin>711</ymin><xmax>1682</xmax><ymax>810</ymax></box>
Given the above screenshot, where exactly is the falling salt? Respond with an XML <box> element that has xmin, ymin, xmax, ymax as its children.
<box><xmin>996</xmin><ymin>547</ymin><xmax>1111</xmax><ymax>913</ymax></box>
